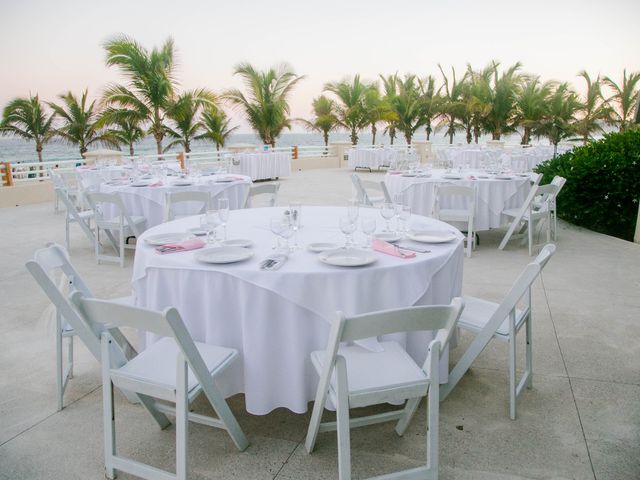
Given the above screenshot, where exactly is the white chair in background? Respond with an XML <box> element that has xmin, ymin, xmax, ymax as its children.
<box><xmin>433</xmin><ymin>184</ymin><xmax>476</xmax><ymax>258</ymax></box>
<box><xmin>243</xmin><ymin>183</ymin><xmax>280</xmax><ymax>208</ymax></box>
<box><xmin>85</xmin><ymin>192</ymin><xmax>146</xmax><ymax>267</ymax></box>
<box><xmin>549</xmin><ymin>176</ymin><xmax>567</xmax><ymax>240</ymax></box>
<box><xmin>71</xmin><ymin>293</ymin><xmax>249</xmax><ymax>480</ymax></box>
<box><xmin>441</xmin><ymin>244</ymin><xmax>556</xmax><ymax>419</ymax></box>
<box><xmin>499</xmin><ymin>184</ymin><xmax>559</xmax><ymax>256</ymax></box>
<box><xmin>164</xmin><ymin>190</ymin><xmax>210</xmax><ymax>221</ymax></box>
<box><xmin>54</xmin><ymin>187</ymin><xmax>96</xmax><ymax>252</ymax></box>
<box><xmin>350</xmin><ymin>173</ymin><xmax>386</xmax><ymax>206</ymax></box>
<box><xmin>49</xmin><ymin>169</ymin><xmax>80</xmax><ymax>213</ymax></box>
<box><xmin>305</xmin><ymin>299</ymin><xmax>464</xmax><ymax>480</ymax></box>
<box><xmin>25</xmin><ymin>243</ymin><xmax>136</xmax><ymax>411</ymax></box>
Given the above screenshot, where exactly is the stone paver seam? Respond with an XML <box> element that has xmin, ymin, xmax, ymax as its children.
<box><xmin>540</xmin><ymin>273</ymin><xmax>597</xmax><ymax>480</ymax></box>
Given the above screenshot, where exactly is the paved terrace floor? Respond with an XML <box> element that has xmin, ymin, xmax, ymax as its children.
<box><xmin>0</xmin><ymin>168</ymin><xmax>638</xmax><ymax>480</ymax></box>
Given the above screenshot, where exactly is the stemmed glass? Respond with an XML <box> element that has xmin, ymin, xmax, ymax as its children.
<box><xmin>217</xmin><ymin>198</ymin><xmax>229</xmax><ymax>241</ymax></box>
<box><xmin>201</xmin><ymin>210</ymin><xmax>220</xmax><ymax>245</ymax></box>
<box><xmin>380</xmin><ymin>203</ymin><xmax>395</xmax><ymax>232</ymax></box>
<box><xmin>289</xmin><ymin>203</ymin><xmax>302</xmax><ymax>249</ymax></box>
<box><xmin>339</xmin><ymin>216</ymin><xmax>357</xmax><ymax>248</ymax></box>
<box><xmin>360</xmin><ymin>217</ymin><xmax>376</xmax><ymax>248</ymax></box>
<box><xmin>398</xmin><ymin>205</ymin><xmax>411</xmax><ymax>235</ymax></box>
<box><xmin>347</xmin><ymin>199</ymin><xmax>359</xmax><ymax>223</ymax></box>
<box><xmin>270</xmin><ymin>215</ymin><xmax>294</xmax><ymax>252</ymax></box>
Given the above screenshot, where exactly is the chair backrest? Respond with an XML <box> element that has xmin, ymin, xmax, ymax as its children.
<box><xmin>532</xmin><ymin>184</ymin><xmax>559</xmax><ymax>212</ymax></box>
<box><xmin>550</xmin><ymin>176</ymin><xmax>567</xmax><ymax>207</ymax></box>
<box><xmin>70</xmin><ymin>292</ymin><xmax>220</xmax><ymax>392</ymax></box>
<box><xmin>26</xmin><ymin>243</ymin><xmax>103</xmax><ymax>359</ymax></box>
<box><xmin>55</xmin><ymin>187</ymin><xmax>85</xmax><ymax>222</ymax></box>
<box><xmin>49</xmin><ymin>169</ymin><xmax>66</xmax><ymax>190</ymax></box>
<box><xmin>379</xmin><ymin>181</ymin><xmax>393</xmax><ymax>203</ymax></box>
<box><xmin>350</xmin><ymin>174</ymin><xmax>384</xmax><ymax>206</ymax></box>
<box><xmin>433</xmin><ymin>184</ymin><xmax>476</xmax><ymax>219</ymax></box>
<box><xmin>85</xmin><ymin>191</ymin><xmax>143</xmax><ymax>237</ymax></box>
<box><xmin>243</xmin><ymin>183</ymin><xmax>280</xmax><ymax>208</ymax></box>
<box><xmin>165</xmin><ymin>190</ymin><xmax>210</xmax><ymax>221</ymax></box>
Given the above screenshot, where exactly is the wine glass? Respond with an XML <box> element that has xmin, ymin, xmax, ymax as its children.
<box><xmin>361</xmin><ymin>217</ymin><xmax>376</xmax><ymax>248</ymax></box>
<box><xmin>202</xmin><ymin>210</ymin><xmax>220</xmax><ymax>245</ymax></box>
<box><xmin>398</xmin><ymin>205</ymin><xmax>411</xmax><ymax>235</ymax></box>
<box><xmin>270</xmin><ymin>215</ymin><xmax>293</xmax><ymax>251</ymax></box>
<box><xmin>339</xmin><ymin>216</ymin><xmax>357</xmax><ymax>248</ymax></box>
<box><xmin>289</xmin><ymin>202</ymin><xmax>302</xmax><ymax>249</ymax></box>
<box><xmin>217</xmin><ymin>198</ymin><xmax>229</xmax><ymax>241</ymax></box>
<box><xmin>380</xmin><ymin>203</ymin><xmax>395</xmax><ymax>232</ymax></box>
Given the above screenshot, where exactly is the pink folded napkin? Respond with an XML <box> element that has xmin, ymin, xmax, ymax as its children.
<box><xmin>156</xmin><ymin>238</ymin><xmax>205</xmax><ymax>254</ymax></box>
<box><xmin>149</xmin><ymin>181</ymin><xmax>163</xmax><ymax>187</ymax></box>
<box><xmin>371</xmin><ymin>239</ymin><xmax>416</xmax><ymax>258</ymax></box>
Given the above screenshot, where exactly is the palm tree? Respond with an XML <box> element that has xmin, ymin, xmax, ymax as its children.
<box><xmin>297</xmin><ymin>95</ymin><xmax>338</xmax><ymax>146</ymax></box>
<box><xmin>324</xmin><ymin>75</ymin><xmax>375</xmax><ymax>145</ymax></box>
<box><xmin>380</xmin><ymin>74</ymin><xmax>400</xmax><ymax>144</ymax></box>
<box><xmin>104</xmin><ymin>118</ymin><xmax>145</xmax><ymax>156</ymax></box>
<box><xmin>389</xmin><ymin>75</ymin><xmax>428</xmax><ymax>144</ymax></box>
<box><xmin>603</xmin><ymin>69</ymin><xmax>640</xmax><ymax>131</ymax></box>
<box><xmin>479</xmin><ymin>61</ymin><xmax>523</xmax><ymax>140</ymax></box>
<box><xmin>0</xmin><ymin>95</ymin><xmax>55</xmax><ymax>166</ymax></box>
<box><xmin>418</xmin><ymin>75</ymin><xmax>439</xmax><ymax>141</ymax></box>
<box><xmin>48</xmin><ymin>89</ymin><xmax>113</xmax><ymax>156</ymax></box>
<box><xmin>225</xmin><ymin>63</ymin><xmax>304</xmax><ymax>147</ymax></box>
<box><xmin>535</xmin><ymin>83</ymin><xmax>580</xmax><ymax>155</ymax></box>
<box><xmin>514</xmin><ymin>76</ymin><xmax>554</xmax><ymax>145</ymax></box>
<box><xmin>363</xmin><ymin>86</ymin><xmax>391</xmax><ymax>145</ymax></box>
<box><xmin>196</xmin><ymin>106</ymin><xmax>239</xmax><ymax>150</ymax></box>
<box><xmin>102</xmin><ymin>35</ymin><xmax>178</xmax><ymax>155</ymax></box>
<box><xmin>436</xmin><ymin>65</ymin><xmax>467</xmax><ymax>144</ymax></box>
<box><xmin>574</xmin><ymin>71</ymin><xmax>612</xmax><ymax>144</ymax></box>
<box><xmin>164</xmin><ymin>89</ymin><xmax>216</xmax><ymax>153</ymax></box>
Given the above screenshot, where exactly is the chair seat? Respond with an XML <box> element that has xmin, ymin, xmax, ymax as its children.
<box><xmin>311</xmin><ymin>341</ymin><xmax>428</xmax><ymax>407</ymax></box>
<box><xmin>503</xmin><ymin>206</ymin><xmax>549</xmax><ymax>221</ymax></box>
<box><xmin>368</xmin><ymin>195</ymin><xmax>385</xmax><ymax>204</ymax></box>
<box><xmin>112</xmin><ymin>337</ymin><xmax>236</xmax><ymax>394</ymax></box>
<box><xmin>458</xmin><ymin>296</ymin><xmax>526</xmax><ymax>338</ymax></box>
<box><xmin>97</xmin><ymin>215</ymin><xmax>146</xmax><ymax>231</ymax></box>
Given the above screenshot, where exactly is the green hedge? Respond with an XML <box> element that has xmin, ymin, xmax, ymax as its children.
<box><xmin>535</xmin><ymin>129</ymin><xmax>640</xmax><ymax>241</ymax></box>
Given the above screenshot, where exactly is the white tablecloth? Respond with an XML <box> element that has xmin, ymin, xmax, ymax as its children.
<box><xmin>384</xmin><ymin>170</ymin><xmax>531</xmax><ymax>231</ymax></box>
<box><xmin>435</xmin><ymin>145</ymin><xmax>565</xmax><ymax>171</ymax></box>
<box><xmin>76</xmin><ymin>163</ymin><xmax>182</xmax><ymax>189</ymax></box>
<box><xmin>229</xmin><ymin>152</ymin><xmax>291</xmax><ymax>181</ymax></box>
<box><xmin>347</xmin><ymin>148</ymin><xmax>397</xmax><ymax>169</ymax></box>
<box><xmin>98</xmin><ymin>175</ymin><xmax>251</xmax><ymax>229</ymax></box>
<box><xmin>132</xmin><ymin>206</ymin><xmax>464</xmax><ymax>414</ymax></box>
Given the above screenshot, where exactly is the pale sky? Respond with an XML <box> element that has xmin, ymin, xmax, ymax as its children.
<box><xmin>1</xmin><ymin>0</ymin><xmax>639</xmax><ymax>133</ymax></box>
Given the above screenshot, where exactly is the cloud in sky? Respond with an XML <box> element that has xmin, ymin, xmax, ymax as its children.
<box><xmin>1</xmin><ymin>0</ymin><xmax>639</xmax><ymax>132</ymax></box>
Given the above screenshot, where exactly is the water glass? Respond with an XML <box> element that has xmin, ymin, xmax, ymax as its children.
<box><xmin>203</xmin><ymin>210</ymin><xmax>220</xmax><ymax>244</ymax></box>
<box><xmin>217</xmin><ymin>198</ymin><xmax>229</xmax><ymax>241</ymax></box>
<box><xmin>339</xmin><ymin>216</ymin><xmax>357</xmax><ymax>248</ymax></box>
<box><xmin>360</xmin><ymin>217</ymin><xmax>376</xmax><ymax>248</ymax></box>
<box><xmin>289</xmin><ymin>203</ymin><xmax>302</xmax><ymax>249</ymax></box>
<box><xmin>380</xmin><ymin>203</ymin><xmax>395</xmax><ymax>232</ymax></box>
<box><xmin>398</xmin><ymin>205</ymin><xmax>411</xmax><ymax>234</ymax></box>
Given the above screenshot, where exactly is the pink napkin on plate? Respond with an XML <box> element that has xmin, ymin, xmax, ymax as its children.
<box><xmin>156</xmin><ymin>238</ymin><xmax>205</xmax><ymax>254</ymax></box>
<box><xmin>149</xmin><ymin>181</ymin><xmax>163</xmax><ymax>187</ymax></box>
<box><xmin>371</xmin><ymin>239</ymin><xmax>416</xmax><ymax>258</ymax></box>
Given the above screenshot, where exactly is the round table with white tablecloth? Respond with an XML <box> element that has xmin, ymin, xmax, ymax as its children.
<box><xmin>347</xmin><ymin>148</ymin><xmax>398</xmax><ymax>169</ymax></box>
<box><xmin>132</xmin><ymin>206</ymin><xmax>464</xmax><ymax>414</ymax></box>
<box><xmin>384</xmin><ymin>170</ymin><xmax>532</xmax><ymax>231</ymax></box>
<box><xmin>98</xmin><ymin>174</ymin><xmax>252</xmax><ymax>229</ymax></box>
<box><xmin>228</xmin><ymin>152</ymin><xmax>291</xmax><ymax>180</ymax></box>
<box><xmin>76</xmin><ymin>162</ymin><xmax>182</xmax><ymax>190</ymax></box>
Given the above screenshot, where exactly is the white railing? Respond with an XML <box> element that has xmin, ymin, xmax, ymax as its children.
<box><xmin>7</xmin><ymin>159</ymin><xmax>86</xmax><ymax>184</ymax></box>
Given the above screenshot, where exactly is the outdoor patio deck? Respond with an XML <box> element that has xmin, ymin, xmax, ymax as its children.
<box><xmin>0</xmin><ymin>168</ymin><xmax>638</xmax><ymax>479</ymax></box>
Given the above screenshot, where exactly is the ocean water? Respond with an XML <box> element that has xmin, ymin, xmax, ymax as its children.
<box><xmin>0</xmin><ymin>131</ymin><xmax>526</xmax><ymax>164</ymax></box>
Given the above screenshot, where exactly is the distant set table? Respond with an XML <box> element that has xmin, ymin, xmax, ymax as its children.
<box><xmin>76</xmin><ymin>163</ymin><xmax>182</xmax><ymax>190</ymax></box>
<box><xmin>97</xmin><ymin>174</ymin><xmax>252</xmax><ymax>229</ymax></box>
<box><xmin>435</xmin><ymin>145</ymin><xmax>569</xmax><ymax>171</ymax></box>
<box><xmin>229</xmin><ymin>152</ymin><xmax>291</xmax><ymax>181</ymax></box>
<box><xmin>347</xmin><ymin>148</ymin><xmax>397</xmax><ymax>170</ymax></box>
<box><xmin>385</xmin><ymin>169</ymin><xmax>532</xmax><ymax>231</ymax></box>
<box><xmin>133</xmin><ymin>206</ymin><xmax>464</xmax><ymax>414</ymax></box>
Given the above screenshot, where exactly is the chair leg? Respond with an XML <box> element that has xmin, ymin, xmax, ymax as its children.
<box><xmin>509</xmin><ymin>334</ymin><xmax>517</xmax><ymax>420</ymax></box>
<box><xmin>335</xmin><ymin>357</ymin><xmax>352</xmax><ymax>480</ymax></box>
<box><xmin>527</xmin><ymin>219</ymin><xmax>533</xmax><ymax>256</ymax></box>
<box><xmin>176</xmin><ymin>359</ymin><xmax>189</xmax><ymax>480</ymax></box>
<box><xmin>103</xmin><ymin>378</ymin><xmax>116</xmax><ymax>478</ymax></box>
<box><xmin>95</xmin><ymin>227</ymin><xmax>101</xmax><ymax>265</ymax></box>
<box><xmin>427</xmin><ymin>384</ymin><xmax>439</xmax><ymax>476</ymax></box>
<box><xmin>65</xmin><ymin>216</ymin><xmax>71</xmax><ymax>252</ymax></box>
<box><xmin>466</xmin><ymin>229</ymin><xmax>472</xmax><ymax>258</ymax></box>
<box><xmin>56</xmin><ymin>317</ymin><xmax>64</xmax><ymax>412</ymax></box>
<box><xmin>67</xmin><ymin>335</ymin><xmax>74</xmax><ymax>378</ymax></box>
<box><xmin>526</xmin><ymin>314</ymin><xmax>533</xmax><ymax>389</ymax></box>
<box><xmin>119</xmin><ymin>229</ymin><xmax>125</xmax><ymax>268</ymax></box>
<box><xmin>395</xmin><ymin>397</ymin><xmax>421</xmax><ymax>436</ymax></box>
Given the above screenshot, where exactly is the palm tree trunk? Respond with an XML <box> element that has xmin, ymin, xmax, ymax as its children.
<box><xmin>37</xmin><ymin>145</ymin><xmax>43</xmax><ymax>178</ymax></box>
<box><xmin>350</xmin><ymin>128</ymin><xmax>358</xmax><ymax>145</ymax></box>
<box><xmin>371</xmin><ymin>124</ymin><xmax>377</xmax><ymax>145</ymax></box>
<box><xmin>156</xmin><ymin>138</ymin><xmax>163</xmax><ymax>155</ymax></box>
<box><xmin>129</xmin><ymin>143</ymin><xmax>135</xmax><ymax>156</ymax></box>
<box><xmin>466</xmin><ymin>125</ymin><xmax>472</xmax><ymax>144</ymax></box>
<box><xmin>405</xmin><ymin>132</ymin><xmax>412</xmax><ymax>145</ymax></box>
<box><xmin>323</xmin><ymin>131</ymin><xmax>329</xmax><ymax>146</ymax></box>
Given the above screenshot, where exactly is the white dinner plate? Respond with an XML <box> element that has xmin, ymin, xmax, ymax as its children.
<box><xmin>373</xmin><ymin>232</ymin><xmax>401</xmax><ymax>243</ymax></box>
<box><xmin>307</xmin><ymin>242</ymin><xmax>341</xmax><ymax>253</ymax></box>
<box><xmin>144</xmin><ymin>232</ymin><xmax>195</xmax><ymax>246</ymax></box>
<box><xmin>407</xmin><ymin>231</ymin><xmax>458</xmax><ymax>243</ymax></box>
<box><xmin>131</xmin><ymin>181</ymin><xmax>151</xmax><ymax>187</ymax></box>
<box><xmin>187</xmin><ymin>227</ymin><xmax>208</xmax><ymax>236</ymax></box>
<box><xmin>318</xmin><ymin>248</ymin><xmax>377</xmax><ymax>267</ymax></box>
<box><xmin>172</xmin><ymin>181</ymin><xmax>193</xmax><ymax>186</ymax></box>
<box><xmin>495</xmin><ymin>175</ymin><xmax>513</xmax><ymax>180</ymax></box>
<box><xmin>194</xmin><ymin>246</ymin><xmax>254</xmax><ymax>264</ymax></box>
<box><xmin>221</xmin><ymin>239</ymin><xmax>253</xmax><ymax>248</ymax></box>
<box><xmin>401</xmin><ymin>173</ymin><xmax>417</xmax><ymax>177</ymax></box>
<box><xmin>442</xmin><ymin>174</ymin><xmax>462</xmax><ymax>180</ymax></box>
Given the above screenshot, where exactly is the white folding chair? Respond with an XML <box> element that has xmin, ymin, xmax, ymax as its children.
<box><xmin>441</xmin><ymin>244</ymin><xmax>556</xmax><ymax>419</ymax></box>
<box><xmin>25</xmin><ymin>243</ymin><xmax>136</xmax><ymax>411</ymax></box>
<box><xmin>305</xmin><ymin>299</ymin><xmax>464</xmax><ymax>480</ymax></box>
<box><xmin>70</xmin><ymin>293</ymin><xmax>249</xmax><ymax>480</ymax></box>
<box><xmin>85</xmin><ymin>192</ymin><xmax>147</xmax><ymax>267</ymax></box>
<box><xmin>499</xmin><ymin>184</ymin><xmax>559</xmax><ymax>255</ymax></box>
<box><xmin>49</xmin><ymin>169</ymin><xmax>80</xmax><ymax>214</ymax></box>
<box><xmin>350</xmin><ymin>173</ymin><xmax>386</xmax><ymax>207</ymax></box>
<box><xmin>164</xmin><ymin>190</ymin><xmax>210</xmax><ymax>221</ymax></box>
<box><xmin>54</xmin><ymin>187</ymin><xmax>96</xmax><ymax>252</ymax></box>
<box><xmin>549</xmin><ymin>176</ymin><xmax>566</xmax><ymax>240</ymax></box>
<box><xmin>433</xmin><ymin>184</ymin><xmax>476</xmax><ymax>258</ymax></box>
<box><xmin>243</xmin><ymin>183</ymin><xmax>280</xmax><ymax>208</ymax></box>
